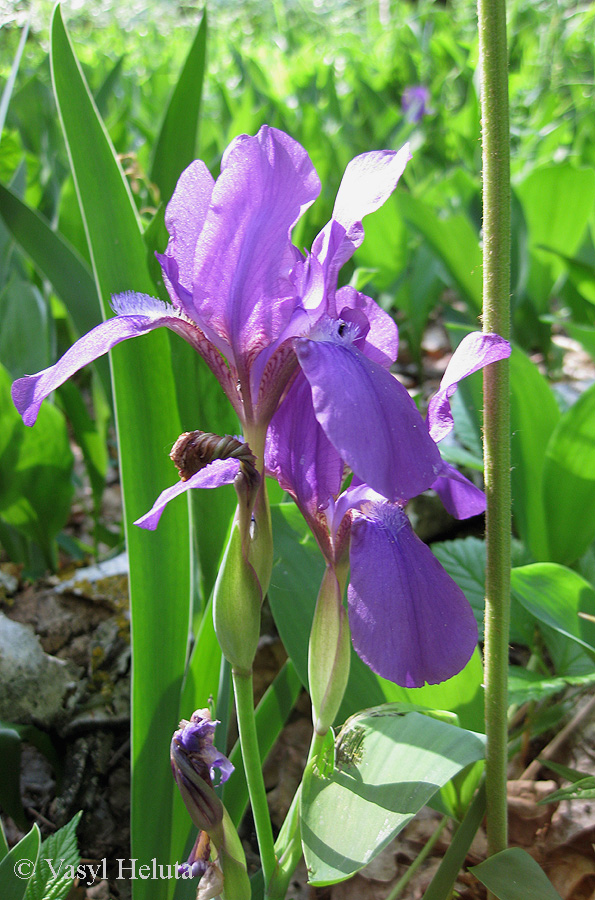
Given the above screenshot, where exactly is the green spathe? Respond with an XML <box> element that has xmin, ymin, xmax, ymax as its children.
<box><xmin>308</xmin><ymin>566</ymin><xmax>351</xmax><ymax>736</ymax></box>
<box><xmin>213</xmin><ymin>520</ymin><xmax>262</xmax><ymax>675</ymax></box>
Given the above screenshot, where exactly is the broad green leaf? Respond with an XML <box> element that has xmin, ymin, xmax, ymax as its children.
<box><xmin>301</xmin><ymin>709</ymin><xmax>485</xmax><ymax>885</ymax></box>
<box><xmin>565</xmin><ymin>321</ymin><xmax>595</xmax><ymax>361</ymax></box>
<box><xmin>516</xmin><ymin>164</ymin><xmax>595</xmax><ymax>310</ymax></box>
<box><xmin>150</xmin><ymin>12</ymin><xmax>207</xmax><ymax>204</ymax></box>
<box><xmin>431</xmin><ymin>538</ymin><xmax>486</xmax><ymax>638</ymax></box>
<box><xmin>507</xmin><ymin>345</ymin><xmax>560</xmax><ymax>559</ymax></box>
<box><xmin>378</xmin><ymin>650</ymin><xmax>485</xmax><ymax>734</ymax></box>
<box><xmin>469</xmin><ymin>848</ymin><xmax>562</xmax><ymax>900</ymax></box>
<box><xmin>0</xmin><ymin>363</ymin><xmax>74</xmax><ymax>568</ymax></box>
<box><xmin>511</xmin><ymin>563</ymin><xmax>595</xmax><ymax>661</ymax></box>
<box><xmin>397</xmin><ymin>192</ymin><xmax>482</xmax><ymax>311</ymax></box>
<box><xmin>0</xmin><ymin>825</ymin><xmax>41</xmax><ymax>900</ymax></box>
<box><xmin>431</xmin><ymin>536</ymin><xmax>534</xmax><ymax>648</ymax></box>
<box><xmin>24</xmin><ymin>812</ymin><xmax>81</xmax><ymax>900</ymax></box>
<box><xmin>0</xmin><ymin>20</ymin><xmax>29</xmax><ymax>136</ymax></box>
<box><xmin>542</xmin><ymin>381</ymin><xmax>595</xmax><ymax>564</ymax></box>
<box><xmin>352</xmin><ymin>194</ymin><xmax>408</xmax><ymax>290</ymax></box>
<box><xmin>508</xmin><ymin>667</ymin><xmax>595</xmax><ymax>705</ymax></box>
<box><xmin>50</xmin><ymin>10</ymin><xmax>191</xmax><ymax>899</ymax></box>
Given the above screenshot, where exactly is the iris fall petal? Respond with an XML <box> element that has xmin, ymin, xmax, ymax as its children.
<box><xmin>296</xmin><ymin>337</ymin><xmax>441</xmax><ymax>502</ymax></box>
<box><xmin>348</xmin><ymin>503</ymin><xmax>478</xmax><ymax>687</ymax></box>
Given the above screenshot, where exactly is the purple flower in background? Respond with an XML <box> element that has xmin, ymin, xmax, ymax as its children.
<box><xmin>402</xmin><ymin>85</ymin><xmax>431</xmax><ymax>124</ymax></box>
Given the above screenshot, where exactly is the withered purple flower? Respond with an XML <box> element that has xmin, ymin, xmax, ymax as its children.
<box><xmin>170</xmin><ymin>708</ymin><xmax>233</xmax><ymax>833</ymax></box>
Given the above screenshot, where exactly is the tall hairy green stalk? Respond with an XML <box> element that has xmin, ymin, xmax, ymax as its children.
<box><xmin>478</xmin><ymin>0</ymin><xmax>512</xmax><ymax>871</ymax></box>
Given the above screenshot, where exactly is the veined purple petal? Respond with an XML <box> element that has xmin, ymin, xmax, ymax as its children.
<box><xmin>159</xmin><ymin>159</ymin><xmax>215</xmax><ymax>308</ymax></box>
<box><xmin>12</xmin><ymin>294</ymin><xmax>191</xmax><ymax>427</ymax></box>
<box><xmin>296</xmin><ymin>338</ymin><xmax>441</xmax><ymax>502</ymax></box>
<box><xmin>192</xmin><ymin>126</ymin><xmax>320</xmax><ymax>366</ymax></box>
<box><xmin>312</xmin><ymin>144</ymin><xmax>411</xmax><ymax>295</ymax></box>
<box><xmin>432</xmin><ymin>461</ymin><xmax>486</xmax><ymax>519</ymax></box>
<box><xmin>135</xmin><ymin>459</ymin><xmax>240</xmax><ymax>530</ymax></box>
<box><xmin>348</xmin><ymin>502</ymin><xmax>478</xmax><ymax>687</ymax></box>
<box><xmin>427</xmin><ymin>332</ymin><xmax>511</xmax><ymax>442</ymax></box>
<box><xmin>265</xmin><ymin>372</ymin><xmax>343</xmax><ymax>518</ymax></box>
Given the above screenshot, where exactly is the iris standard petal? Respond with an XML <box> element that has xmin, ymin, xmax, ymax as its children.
<box><xmin>192</xmin><ymin>126</ymin><xmax>320</xmax><ymax>365</ymax></box>
<box><xmin>432</xmin><ymin>461</ymin><xmax>486</xmax><ymax>519</ymax></box>
<box><xmin>348</xmin><ymin>503</ymin><xmax>478</xmax><ymax>687</ymax></box>
<box><xmin>296</xmin><ymin>338</ymin><xmax>441</xmax><ymax>502</ymax></box>
<box><xmin>160</xmin><ymin>159</ymin><xmax>215</xmax><ymax>302</ymax></box>
<box><xmin>12</xmin><ymin>294</ymin><xmax>188</xmax><ymax>427</ymax></box>
<box><xmin>265</xmin><ymin>371</ymin><xmax>344</xmax><ymax>517</ymax></box>
<box><xmin>312</xmin><ymin>144</ymin><xmax>411</xmax><ymax>294</ymax></box>
<box><xmin>427</xmin><ymin>332</ymin><xmax>511</xmax><ymax>442</ymax></box>
<box><xmin>134</xmin><ymin>459</ymin><xmax>240</xmax><ymax>531</ymax></box>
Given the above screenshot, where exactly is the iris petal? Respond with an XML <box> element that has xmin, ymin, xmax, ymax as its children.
<box><xmin>296</xmin><ymin>338</ymin><xmax>441</xmax><ymax>502</ymax></box>
<box><xmin>432</xmin><ymin>462</ymin><xmax>486</xmax><ymax>519</ymax></box>
<box><xmin>193</xmin><ymin>126</ymin><xmax>320</xmax><ymax>365</ymax></box>
<box><xmin>134</xmin><ymin>459</ymin><xmax>240</xmax><ymax>530</ymax></box>
<box><xmin>312</xmin><ymin>144</ymin><xmax>411</xmax><ymax>295</ymax></box>
<box><xmin>348</xmin><ymin>503</ymin><xmax>478</xmax><ymax>687</ymax></box>
<box><xmin>159</xmin><ymin>159</ymin><xmax>215</xmax><ymax>307</ymax></box>
<box><xmin>12</xmin><ymin>294</ymin><xmax>192</xmax><ymax>427</ymax></box>
<box><xmin>265</xmin><ymin>372</ymin><xmax>344</xmax><ymax>518</ymax></box>
<box><xmin>428</xmin><ymin>332</ymin><xmax>511</xmax><ymax>442</ymax></box>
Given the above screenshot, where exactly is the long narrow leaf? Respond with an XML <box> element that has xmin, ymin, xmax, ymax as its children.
<box><xmin>0</xmin><ymin>180</ymin><xmax>111</xmax><ymax>400</ymax></box>
<box><xmin>50</xmin><ymin>10</ymin><xmax>191</xmax><ymax>899</ymax></box>
<box><xmin>150</xmin><ymin>12</ymin><xmax>207</xmax><ymax>203</ymax></box>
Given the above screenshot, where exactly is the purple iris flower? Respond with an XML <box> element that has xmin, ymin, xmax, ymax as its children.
<box><xmin>266</xmin><ymin>331</ymin><xmax>510</xmax><ymax>688</ymax></box>
<box><xmin>12</xmin><ymin>126</ymin><xmax>321</xmax><ymax>436</ymax></box>
<box><xmin>402</xmin><ymin>85</ymin><xmax>431</xmax><ymax>124</ymax></box>
<box><xmin>11</xmin><ymin>126</ymin><xmax>437</xmax><ymax>512</ymax></box>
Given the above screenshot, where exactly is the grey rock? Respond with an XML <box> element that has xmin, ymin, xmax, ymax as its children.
<box><xmin>0</xmin><ymin>611</ymin><xmax>81</xmax><ymax>726</ymax></box>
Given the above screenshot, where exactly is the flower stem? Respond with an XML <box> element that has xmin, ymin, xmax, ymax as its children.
<box><xmin>268</xmin><ymin>729</ymin><xmax>328</xmax><ymax>899</ymax></box>
<box><xmin>478</xmin><ymin>0</ymin><xmax>511</xmax><ymax>871</ymax></box>
<box><xmin>232</xmin><ymin>669</ymin><xmax>277</xmax><ymax>894</ymax></box>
